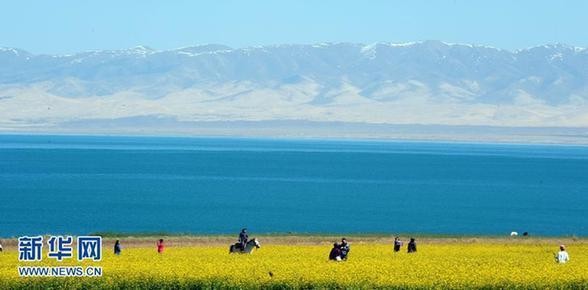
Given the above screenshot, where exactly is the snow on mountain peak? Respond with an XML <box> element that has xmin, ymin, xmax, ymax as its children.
<box><xmin>0</xmin><ymin>47</ymin><xmax>30</xmax><ymax>56</ymax></box>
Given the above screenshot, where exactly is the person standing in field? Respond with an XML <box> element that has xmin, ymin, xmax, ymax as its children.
<box><xmin>407</xmin><ymin>238</ymin><xmax>417</xmax><ymax>253</ymax></box>
<box><xmin>114</xmin><ymin>240</ymin><xmax>122</xmax><ymax>255</ymax></box>
<box><xmin>340</xmin><ymin>238</ymin><xmax>350</xmax><ymax>260</ymax></box>
<box><xmin>393</xmin><ymin>237</ymin><xmax>403</xmax><ymax>252</ymax></box>
<box><xmin>157</xmin><ymin>239</ymin><xmax>165</xmax><ymax>253</ymax></box>
<box><xmin>555</xmin><ymin>245</ymin><xmax>569</xmax><ymax>263</ymax></box>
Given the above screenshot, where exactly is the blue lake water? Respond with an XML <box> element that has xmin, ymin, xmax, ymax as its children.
<box><xmin>0</xmin><ymin>134</ymin><xmax>587</xmax><ymax>237</ymax></box>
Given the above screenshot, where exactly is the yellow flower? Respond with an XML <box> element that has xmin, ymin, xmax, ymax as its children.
<box><xmin>0</xmin><ymin>242</ymin><xmax>587</xmax><ymax>288</ymax></box>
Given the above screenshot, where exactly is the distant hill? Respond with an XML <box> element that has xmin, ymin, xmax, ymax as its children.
<box><xmin>1</xmin><ymin>41</ymin><xmax>587</xmax><ymax>133</ymax></box>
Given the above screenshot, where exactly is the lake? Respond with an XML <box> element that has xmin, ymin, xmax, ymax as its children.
<box><xmin>0</xmin><ymin>135</ymin><xmax>586</xmax><ymax>237</ymax></box>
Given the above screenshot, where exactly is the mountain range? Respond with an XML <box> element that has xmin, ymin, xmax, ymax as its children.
<box><xmin>1</xmin><ymin>40</ymin><xmax>588</xmax><ymax>134</ymax></box>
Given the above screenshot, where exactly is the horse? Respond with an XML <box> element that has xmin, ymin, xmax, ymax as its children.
<box><xmin>229</xmin><ymin>238</ymin><xmax>261</xmax><ymax>254</ymax></box>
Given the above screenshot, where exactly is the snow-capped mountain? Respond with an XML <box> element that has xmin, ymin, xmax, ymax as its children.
<box><xmin>1</xmin><ymin>41</ymin><xmax>588</xmax><ymax>131</ymax></box>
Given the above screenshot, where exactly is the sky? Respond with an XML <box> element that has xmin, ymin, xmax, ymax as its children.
<box><xmin>1</xmin><ymin>0</ymin><xmax>588</xmax><ymax>54</ymax></box>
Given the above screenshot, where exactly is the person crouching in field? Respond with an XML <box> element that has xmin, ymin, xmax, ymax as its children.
<box><xmin>340</xmin><ymin>238</ymin><xmax>350</xmax><ymax>260</ymax></box>
<box><xmin>393</xmin><ymin>237</ymin><xmax>403</xmax><ymax>252</ymax></box>
<box><xmin>555</xmin><ymin>245</ymin><xmax>569</xmax><ymax>263</ymax></box>
<box><xmin>329</xmin><ymin>243</ymin><xmax>342</xmax><ymax>261</ymax></box>
<box><xmin>157</xmin><ymin>239</ymin><xmax>165</xmax><ymax>253</ymax></box>
<box><xmin>114</xmin><ymin>240</ymin><xmax>122</xmax><ymax>255</ymax></box>
<box><xmin>407</xmin><ymin>238</ymin><xmax>417</xmax><ymax>253</ymax></box>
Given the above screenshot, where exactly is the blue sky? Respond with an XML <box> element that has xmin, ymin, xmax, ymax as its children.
<box><xmin>2</xmin><ymin>0</ymin><xmax>587</xmax><ymax>54</ymax></box>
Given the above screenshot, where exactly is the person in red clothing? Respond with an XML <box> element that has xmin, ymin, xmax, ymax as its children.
<box><xmin>157</xmin><ymin>239</ymin><xmax>165</xmax><ymax>253</ymax></box>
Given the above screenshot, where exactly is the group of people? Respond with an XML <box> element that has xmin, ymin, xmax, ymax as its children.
<box><xmin>112</xmin><ymin>231</ymin><xmax>239</xmax><ymax>255</ymax></box>
<box><xmin>329</xmin><ymin>238</ymin><xmax>350</xmax><ymax>261</ymax></box>
<box><xmin>327</xmin><ymin>236</ymin><xmax>416</xmax><ymax>261</ymax></box>
<box><xmin>106</xmin><ymin>232</ymin><xmax>570</xmax><ymax>265</ymax></box>
<box><xmin>393</xmin><ymin>237</ymin><xmax>417</xmax><ymax>253</ymax></box>
<box><xmin>111</xmin><ymin>238</ymin><xmax>163</xmax><ymax>255</ymax></box>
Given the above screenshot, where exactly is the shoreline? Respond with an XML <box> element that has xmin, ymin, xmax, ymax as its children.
<box><xmin>1</xmin><ymin>234</ymin><xmax>585</xmax><ymax>249</ymax></box>
<box><xmin>3</xmin><ymin>131</ymin><xmax>588</xmax><ymax>147</ymax></box>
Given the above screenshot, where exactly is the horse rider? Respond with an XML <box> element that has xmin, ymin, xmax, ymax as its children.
<box><xmin>238</xmin><ymin>228</ymin><xmax>248</xmax><ymax>251</ymax></box>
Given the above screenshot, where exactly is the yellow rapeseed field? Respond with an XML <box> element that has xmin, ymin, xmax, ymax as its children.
<box><xmin>1</xmin><ymin>242</ymin><xmax>587</xmax><ymax>289</ymax></box>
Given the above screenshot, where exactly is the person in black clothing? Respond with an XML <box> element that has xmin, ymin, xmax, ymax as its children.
<box><xmin>114</xmin><ymin>240</ymin><xmax>122</xmax><ymax>255</ymax></box>
<box><xmin>393</xmin><ymin>237</ymin><xmax>403</xmax><ymax>252</ymax></box>
<box><xmin>340</xmin><ymin>238</ymin><xmax>350</xmax><ymax>260</ymax></box>
<box><xmin>238</xmin><ymin>228</ymin><xmax>248</xmax><ymax>251</ymax></box>
<box><xmin>329</xmin><ymin>243</ymin><xmax>342</xmax><ymax>261</ymax></box>
<box><xmin>407</xmin><ymin>238</ymin><xmax>417</xmax><ymax>253</ymax></box>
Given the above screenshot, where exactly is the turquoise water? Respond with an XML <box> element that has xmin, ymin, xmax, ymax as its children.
<box><xmin>0</xmin><ymin>135</ymin><xmax>587</xmax><ymax>236</ymax></box>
